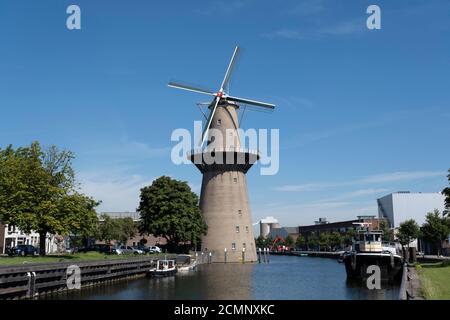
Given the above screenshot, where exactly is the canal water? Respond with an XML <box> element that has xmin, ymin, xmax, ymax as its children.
<box><xmin>45</xmin><ymin>255</ymin><xmax>399</xmax><ymax>300</ymax></box>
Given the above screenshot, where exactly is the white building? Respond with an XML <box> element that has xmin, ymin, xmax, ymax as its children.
<box><xmin>0</xmin><ymin>222</ymin><xmax>58</xmax><ymax>254</ymax></box>
<box><xmin>377</xmin><ymin>191</ymin><xmax>445</xmax><ymax>228</ymax></box>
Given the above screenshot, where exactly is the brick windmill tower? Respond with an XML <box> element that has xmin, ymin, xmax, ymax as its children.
<box><xmin>168</xmin><ymin>46</ymin><xmax>275</xmax><ymax>262</ymax></box>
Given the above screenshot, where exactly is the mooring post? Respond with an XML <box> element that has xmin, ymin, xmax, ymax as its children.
<box><xmin>266</xmin><ymin>247</ymin><xmax>270</xmax><ymax>263</ymax></box>
<box><xmin>258</xmin><ymin>248</ymin><xmax>261</xmax><ymax>263</ymax></box>
<box><xmin>242</xmin><ymin>248</ymin><xmax>246</xmax><ymax>264</ymax></box>
<box><xmin>224</xmin><ymin>248</ymin><xmax>227</xmax><ymax>264</ymax></box>
<box><xmin>208</xmin><ymin>251</ymin><xmax>212</xmax><ymax>264</ymax></box>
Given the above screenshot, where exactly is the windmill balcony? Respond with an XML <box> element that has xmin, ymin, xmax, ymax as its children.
<box><xmin>187</xmin><ymin>147</ymin><xmax>260</xmax><ymax>174</ymax></box>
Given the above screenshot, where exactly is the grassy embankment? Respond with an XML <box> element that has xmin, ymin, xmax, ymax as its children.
<box><xmin>0</xmin><ymin>251</ymin><xmax>167</xmax><ymax>266</ymax></box>
<box><xmin>417</xmin><ymin>260</ymin><xmax>450</xmax><ymax>300</ymax></box>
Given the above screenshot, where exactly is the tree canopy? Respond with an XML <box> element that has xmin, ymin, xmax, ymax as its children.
<box><xmin>0</xmin><ymin>142</ymin><xmax>99</xmax><ymax>255</ymax></box>
<box><xmin>284</xmin><ymin>235</ymin><xmax>294</xmax><ymax>247</ymax></box>
<box><xmin>138</xmin><ymin>176</ymin><xmax>207</xmax><ymax>252</ymax></box>
<box><xmin>420</xmin><ymin>209</ymin><xmax>450</xmax><ymax>256</ymax></box>
<box><xmin>397</xmin><ymin>219</ymin><xmax>421</xmax><ymax>247</ymax></box>
<box><xmin>96</xmin><ymin>214</ymin><xmax>137</xmax><ymax>245</ymax></box>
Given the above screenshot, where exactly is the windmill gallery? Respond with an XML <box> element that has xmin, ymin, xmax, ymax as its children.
<box><xmin>168</xmin><ymin>46</ymin><xmax>276</xmax><ymax>263</ymax></box>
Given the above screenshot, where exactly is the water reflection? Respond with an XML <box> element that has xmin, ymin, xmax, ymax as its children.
<box><xmin>43</xmin><ymin>255</ymin><xmax>399</xmax><ymax>300</ymax></box>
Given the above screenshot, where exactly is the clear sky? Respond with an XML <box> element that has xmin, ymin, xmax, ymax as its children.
<box><xmin>1</xmin><ymin>0</ymin><xmax>449</xmax><ymax>229</ymax></box>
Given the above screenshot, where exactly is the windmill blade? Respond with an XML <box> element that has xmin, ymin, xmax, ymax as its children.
<box><xmin>168</xmin><ymin>82</ymin><xmax>215</xmax><ymax>96</ymax></box>
<box><xmin>220</xmin><ymin>46</ymin><xmax>240</xmax><ymax>92</ymax></box>
<box><xmin>201</xmin><ymin>97</ymin><xmax>221</xmax><ymax>147</ymax></box>
<box><xmin>227</xmin><ymin>95</ymin><xmax>276</xmax><ymax>109</ymax></box>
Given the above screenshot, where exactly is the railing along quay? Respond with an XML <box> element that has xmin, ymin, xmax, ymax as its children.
<box><xmin>0</xmin><ymin>256</ymin><xmax>174</xmax><ymax>299</ymax></box>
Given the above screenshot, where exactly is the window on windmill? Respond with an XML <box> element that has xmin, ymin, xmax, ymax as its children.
<box><xmin>245</xmin><ymin>226</ymin><xmax>249</xmax><ymax>233</ymax></box>
<box><xmin>233</xmin><ymin>177</ymin><xmax>237</xmax><ymax>183</ymax></box>
<box><xmin>232</xmin><ymin>242</ymin><xmax>236</xmax><ymax>250</ymax></box>
<box><xmin>243</xmin><ymin>243</ymin><xmax>246</xmax><ymax>249</ymax></box>
<box><xmin>238</xmin><ymin>209</ymin><xmax>242</xmax><ymax>215</ymax></box>
<box><xmin>236</xmin><ymin>226</ymin><xmax>240</xmax><ymax>233</ymax></box>
<box><xmin>217</xmin><ymin>119</ymin><xmax>221</xmax><ymax>126</ymax></box>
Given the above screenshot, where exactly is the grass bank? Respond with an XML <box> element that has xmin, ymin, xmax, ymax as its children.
<box><xmin>417</xmin><ymin>261</ymin><xmax>450</xmax><ymax>300</ymax></box>
<box><xmin>0</xmin><ymin>252</ymin><xmax>167</xmax><ymax>266</ymax></box>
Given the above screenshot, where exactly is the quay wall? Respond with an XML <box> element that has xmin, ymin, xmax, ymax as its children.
<box><xmin>0</xmin><ymin>256</ymin><xmax>174</xmax><ymax>299</ymax></box>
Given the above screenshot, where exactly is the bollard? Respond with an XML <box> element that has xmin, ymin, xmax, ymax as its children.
<box><xmin>266</xmin><ymin>248</ymin><xmax>270</xmax><ymax>263</ymax></box>
<box><xmin>208</xmin><ymin>252</ymin><xmax>212</xmax><ymax>264</ymax></box>
<box><xmin>224</xmin><ymin>248</ymin><xmax>227</xmax><ymax>264</ymax></box>
<box><xmin>201</xmin><ymin>252</ymin><xmax>204</xmax><ymax>264</ymax></box>
<box><xmin>258</xmin><ymin>248</ymin><xmax>261</xmax><ymax>263</ymax></box>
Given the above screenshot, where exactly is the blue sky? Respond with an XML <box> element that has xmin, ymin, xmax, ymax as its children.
<box><xmin>1</xmin><ymin>0</ymin><xmax>449</xmax><ymax>229</ymax></box>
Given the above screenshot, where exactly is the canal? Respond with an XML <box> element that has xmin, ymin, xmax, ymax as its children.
<box><xmin>44</xmin><ymin>255</ymin><xmax>399</xmax><ymax>300</ymax></box>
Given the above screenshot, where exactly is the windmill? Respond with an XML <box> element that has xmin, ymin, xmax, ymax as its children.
<box><xmin>168</xmin><ymin>46</ymin><xmax>276</xmax><ymax>263</ymax></box>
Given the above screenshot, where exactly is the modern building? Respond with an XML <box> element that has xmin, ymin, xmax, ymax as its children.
<box><xmin>377</xmin><ymin>192</ymin><xmax>445</xmax><ymax>228</ymax></box>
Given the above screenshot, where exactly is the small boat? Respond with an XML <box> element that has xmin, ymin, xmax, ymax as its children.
<box><xmin>148</xmin><ymin>259</ymin><xmax>177</xmax><ymax>277</ymax></box>
<box><xmin>342</xmin><ymin>222</ymin><xmax>403</xmax><ymax>281</ymax></box>
<box><xmin>178</xmin><ymin>260</ymin><xmax>198</xmax><ymax>272</ymax></box>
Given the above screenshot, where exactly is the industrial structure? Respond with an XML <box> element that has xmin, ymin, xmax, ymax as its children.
<box><xmin>259</xmin><ymin>216</ymin><xmax>280</xmax><ymax>238</ymax></box>
<box><xmin>168</xmin><ymin>46</ymin><xmax>276</xmax><ymax>262</ymax></box>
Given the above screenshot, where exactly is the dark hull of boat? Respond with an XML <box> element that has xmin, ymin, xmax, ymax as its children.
<box><xmin>147</xmin><ymin>269</ymin><xmax>177</xmax><ymax>277</ymax></box>
<box><xmin>343</xmin><ymin>253</ymin><xmax>403</xmax><ymax>281</ymax></box>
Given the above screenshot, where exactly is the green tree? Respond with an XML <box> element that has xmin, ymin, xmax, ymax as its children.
<box><xmin>443</xmin><ymin>169</ymin><xmax>450</xmax><ymax>216</ymax></box>
<box><xmin>0</xmin><ymin>142</ymin><xmax>99</xmax><ymax>255</ymax></box>
<box><xmin>344</xmin><ymin>229</ymin><xmax>356</xmax><ymax>247</ymax></box>
<box><xmin>307</xmin><ymin>232</ymin><xmax>318</xmax><ymax>251</ymax></box>
<box><xmin>255</xmin><ymin>235</ymin><xmax>266</xmax><ymax>248</ymax></box>
<box><xmin>397</xmin><ymin>219</ymin><xmax>421</xmax><ymax>259</ymax></box>
<box><xmin>284</xmin><ymin>235</ymin><xmax>294</xmax><ymax>248</ymax></box>
<box><xmin>97</xmin><ymin>214</ymin><xmax>120</xmax><ymax>245</ymax></box>
<box><xmin>116</xmin><ymin>217</ymin><xmax>138</xmax><ymax>244</ymax></box>
<box><xmin>319</xmin><ymin>232</ymin><xmax>331</xmax><ymax>251</ymax></box>
<box><xmin>138</xmin><ymin>176</ymin><xmax>207</xmax><ymax>253</ymax></box>
<box><xmin>379</xmin><ymin>220</ymin><xmax>393</xmax><ymax>241</ymax></box>
<box><xmin>295</xmin><ymin>234</ymin><xmax>305</xmax><ymax>250</ymax></box>
<box><xmin>421</xmin><ymin>209</ymin><xmax>450</xmax><ymax>256</ymax></box>
<box><xmin>329</xmin><ymin>231</ymin><xmax>343</xmax><ymax>250</ymax></box>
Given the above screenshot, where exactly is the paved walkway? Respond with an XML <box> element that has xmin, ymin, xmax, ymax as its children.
<box><xmin>405</xmin><ymin>266</ymin><xmax>425</xmax><ymax>300</ymax></box>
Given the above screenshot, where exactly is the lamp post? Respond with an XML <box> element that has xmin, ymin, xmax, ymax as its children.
<box><xmin>242</xmin><ymin>247</ymin><xmax>246</xmax><ymax>264</ymax></box>
<box><xmin>224</xmin><ymin>248</ymin><xmax>227</xmax><ymax>264</ymax></box>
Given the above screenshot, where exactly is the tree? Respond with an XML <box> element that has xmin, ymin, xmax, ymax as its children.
<box><xmin>443</xmin><ymin>169</ymin><xmax>450</xmax><ymax>216</ymax></box>
<box><xmin>307</xmin><ymin>232</ymin><xmax>318</xmax><ymax>251</ymax></box>
<box><xmin>295</xmin><ymin>234</ymin><xmax>305</xmax><ymax>250</ymax></box>
<box><xmin>397</xmin><ymin>219</ymin><xmax>421</xmax><ymax>259</ymax></box>
<box><xmin>421</xmin><ymin>209</ymin><xmax>450</xmax><ymax>256</ymax></box>
<box><xmin>319</xmin><ymin>232</ymin><xmax>331</xmax><ymax>251</ymax></box>
<box><xmin>0</xmin><ymin>142</ymin><xmax>99</xmax><ymax>255</ymax></box>
<box><xmin>284</xmin><ymin>235</ymin><xmax>294</xmax><ymax>248</ymax></box>
<box><xmin>138</xmin><ymin>176</ymin><xmax>207</xmax><ymax>253</ymax></box>
<box><xmin>255</xmin><ymin>235</ymin><xmax>266</xmax><ymax>248</ymax></box>
<box><xmin>116</xmin><ymin>217</ymin><xmax>137</xmax><ymax>244</ymax></box>
<box><xmin>344</xmin><ymin>229</ymin><xmax>356</xmax><ymax>247</ymax></box>
<box><xmin>379</xmin><ymin>220</ymin><xmax>393</xmax><ymax>241</ymax></box>
<box><xmin>97</xmin><ymin>214</ymin><xmax>120</xmax><ymax>245</ymax></box>
<box><xmin>329</xmin><ymin>231</ymin><xmax>343</xmax><ymax>251</ymax></box>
